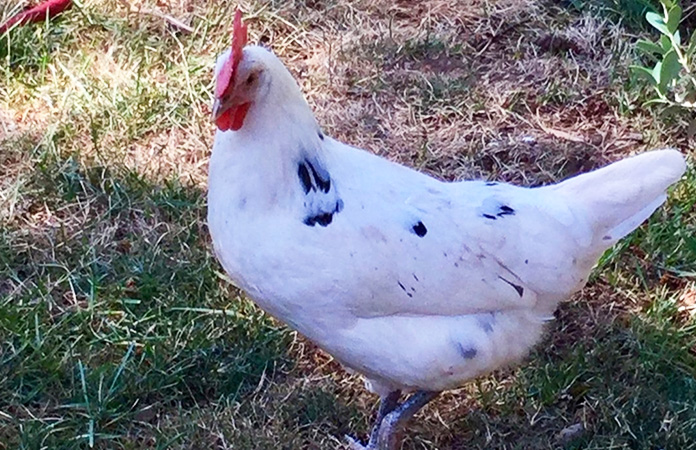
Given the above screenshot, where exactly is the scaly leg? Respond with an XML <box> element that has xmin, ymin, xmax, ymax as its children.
<box><xmin>346</xmin><ymin>390</ymin><xmax>438</xmax><ymax>450</ymax></box>
<box><xmin>368</xmin><ymin>390</ymin><xmax>401</xmax><ymax>446</ymax></box>
<box><xmin>346</xmin><ymin>390</ymin><xmax>401</xmax><ymax>450</ymax></box>
<box><xmin>375</xmin><ymin>391</ymin><xmax>439</xmax><ymax>450</ymax></box>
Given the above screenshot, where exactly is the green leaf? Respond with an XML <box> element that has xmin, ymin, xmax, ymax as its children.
<box><xmin>653</xmin><ymin>61</ymin><xmax>663</xmax><ymax>86</ymax></box>
<box><xmin>659</xmin><ymin>49</ymin><xmax>682</xmax><ymax>91</ymax></box>
<box><xmin>643</xmin><ymin>98</ymin><xmax>670</xmax><ymax>107</ymax></box>
<box><xmin>674</xmin><ymin>30</ymin><xmax>681</xmax><ymax>47</ymax></box>
<box><xmin>636</xmin><ymin>39</ymin><xmax>665</xmax><ymax>56</ymax></box>
<box><xmin>661</xmin><ymin>0</ymin><xmax>674</xmax><ymax>9</ymax></box>
<box><xmin>688</xmin><ymin>31</ymin><xmax>696</xmax><ymax>58</ymax></box>
<box><xmin>666</xmin><ymin>5</ymin><xmax>682</xmax><ymax>35</ymax></box>
<box><xmin>661</xmin><ymin>34</ymin><xmax>673</xmax><ymax>52</ymax></box>
<box><xmin>631</xmin><ymin>65</ymin><xmax>658</xmax><ymax>85</ymax></box>
<box><xmin>647</xmin><ymin>11</ymin><xmax>671</xmax><ymax>36</ymax></box>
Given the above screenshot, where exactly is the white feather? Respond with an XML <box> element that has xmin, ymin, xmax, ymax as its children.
<box><xmin>207</xmin><ymin>46</ymin><xmax>686</xmax><ymax>392</ymax></box>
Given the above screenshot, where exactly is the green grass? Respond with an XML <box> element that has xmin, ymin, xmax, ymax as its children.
<box><xmin>566</xmin><ymin>0</ymin><xmax>660</xmax><ymax>29</ymax></box>
<box><xmin>1</xmin><ymin>0</ymin><xmax>696</xmax><ymax>449</ymax></box>
<box><xmin>0</xmin><ymin>140</ymin><xmax>289</xmax><ymax>448</ymax></box>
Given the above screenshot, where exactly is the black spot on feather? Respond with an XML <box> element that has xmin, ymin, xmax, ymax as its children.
<box><xmin>412</xmin><ymin>221</ymin><xmax>427</xmax><ymax>237</ymax></box>
<box><xmin>397</xmin><ymin>281</ymin><xmax>413</xmax><ymax>297</ymax></box>
<box><xmin>477</xmin><ymin>312</ymin><xmax>496</xmax><ymax>333</ymax></box>
<box><xmin>499</xmin><ymin>276</ymin><xmax>524</xmax><ymax>297</ymax></box>
<box><xmin>497</xmin><ymin>205</ymin><xmax>515</xmax><ymax>217</ymax></box>
<box><xmin>300</xmin><ymin>157</ymin><xmax>342</xmax><ymax>228</ymax></box>
<box><xmin>298</xmin><ymin>158</ymin><xmax>332</xmax><ymax>194</ymax></box>
<box><xmin>298</xmin><ymin>163</ymin><xmax>312</xmax><ymax>194</ymax></box>
<box><xmin>479</xmin><ymin>319</ymin><xmax>494</xmax><ymax>333</ymax></box>
<box><xmin>304</xmin><ymin>203</ymin><xmax>340</xmax><ymax>227</ymax></box>
<box><xmin>483</xmin><ymin>214</ymin><xmax>496</xmax><ymax>220</ymax></box>
<box><xmin>485</xmin><ymin>182</ymin><xmax>498</xmax><ymax>186</ymax></box>
<box><xmin>458</xmin><ymin>344</ymin><xmax>478</xmax><ymax>360</ymax></box>
<box><xmin>316</xmin><ymin>213</ymin><xmax>333</xmax><ymax>226</ymax></box>
<box><xmin>306</xmin><ymin>160</ymin><xmax>331</xmax><ymax>193</ymax></box>
<box><xmin>318</xmin><ymin>131</ymin><xmax>325</xmax><ymax>140</ymax></box>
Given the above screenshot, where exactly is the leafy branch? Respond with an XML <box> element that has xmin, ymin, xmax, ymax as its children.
<box><xmin>631</xmin><ymin>0</ymin><xmax>696</xmax><ymax>108</ymax></box>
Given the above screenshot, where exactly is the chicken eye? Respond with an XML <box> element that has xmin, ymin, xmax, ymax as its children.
<box><xmin>246</xmin><ymin>73</ymin><xmax>257</xmax><ymax>85</ymax></box>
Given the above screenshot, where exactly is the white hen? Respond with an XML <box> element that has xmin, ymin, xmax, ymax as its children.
<box><xmin>207</xmin><ymin>11</ymin><xmax>686</xmax><ymax>450</ymax></box>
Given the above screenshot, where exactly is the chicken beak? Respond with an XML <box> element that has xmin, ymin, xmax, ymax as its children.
<box><xmin>211</xmin><ymin>98</ymin><xmax>225</xmax><ymax>122</ymax></box>
<box><xmin>211</xmin><ymin>95</ymin><xmax>252</xmax><ymax>131</ymax></box>
<box><xmin>212</xmin><ymin>94</ymin><xmax>241</xmax><ymax>121</ymax></box>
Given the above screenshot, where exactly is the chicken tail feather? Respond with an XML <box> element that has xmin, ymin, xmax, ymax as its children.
<box><xmin>553</xmin><ymin>149</ymin><xmax>686</xmax><ymax>243</ymax></box>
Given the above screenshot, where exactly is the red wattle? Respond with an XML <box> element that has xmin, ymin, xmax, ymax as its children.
<box><xmin>215</xmin><ymin>102</ymin><xmax>251</xmax><ymax>132</ymax></box>
<box><xmin>216</xmin><ymin>109</ymin><xmax>235</xmax><ymax>131</ymax></box>
<box><xmin>230</xmin><ymin>103</ymin><xmax>251</xmax><ymax>131</ymax></box>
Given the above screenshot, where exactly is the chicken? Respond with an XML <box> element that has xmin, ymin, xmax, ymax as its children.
<box><xmin>206</xmin><ymin>11</ymin><xmax>686</xmax><ymax>450</ymax></box>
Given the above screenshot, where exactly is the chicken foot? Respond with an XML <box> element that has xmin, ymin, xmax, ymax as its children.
<box><xmin>347</xmin><ymin>390</ymin><xmax>439</xmax><ymax>450</ymax></box>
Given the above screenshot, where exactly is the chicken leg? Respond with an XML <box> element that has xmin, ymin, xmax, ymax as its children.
<box><xmin>347</xmin><ymin>391</ymin><xmax>439</xmax><ymax>450</ymax></box>
<box><xmin>347</xmin><ymin>391</ymin><xmax>401</xmax><ymax>450</ymax></box>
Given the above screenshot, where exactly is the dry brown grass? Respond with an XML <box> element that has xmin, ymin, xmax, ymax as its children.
<box><xmin>1</xmin><ymin>0</ymin><xmax>695</xmax><ymax>449</ymax></box>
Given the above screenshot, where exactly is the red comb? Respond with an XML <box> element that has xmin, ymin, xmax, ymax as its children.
<box><xmin>215</xmin><ymin>9</ymin><xmax>248</xmax><ymax>98</ymax></box>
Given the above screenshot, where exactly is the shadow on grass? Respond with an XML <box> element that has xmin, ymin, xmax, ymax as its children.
<box><xmin>2</xmin><ymin>128</ymin><xmax>696</xmax><ymax>450</ymax></box>
<box><xmin>409</xmin><ymin>297</ymin><xmax>696</xmax><ymax>450</ymax></box>
<box><xmin>0</xmin><ymin>132</ymin><xmax>291</xmax><ymax>448</ymax></box>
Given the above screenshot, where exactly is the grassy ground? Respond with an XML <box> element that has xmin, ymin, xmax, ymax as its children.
<box><xmin>1</xmin><ymin>0</ymin><xmax>695</xmax><ymax>448</ymax></box>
